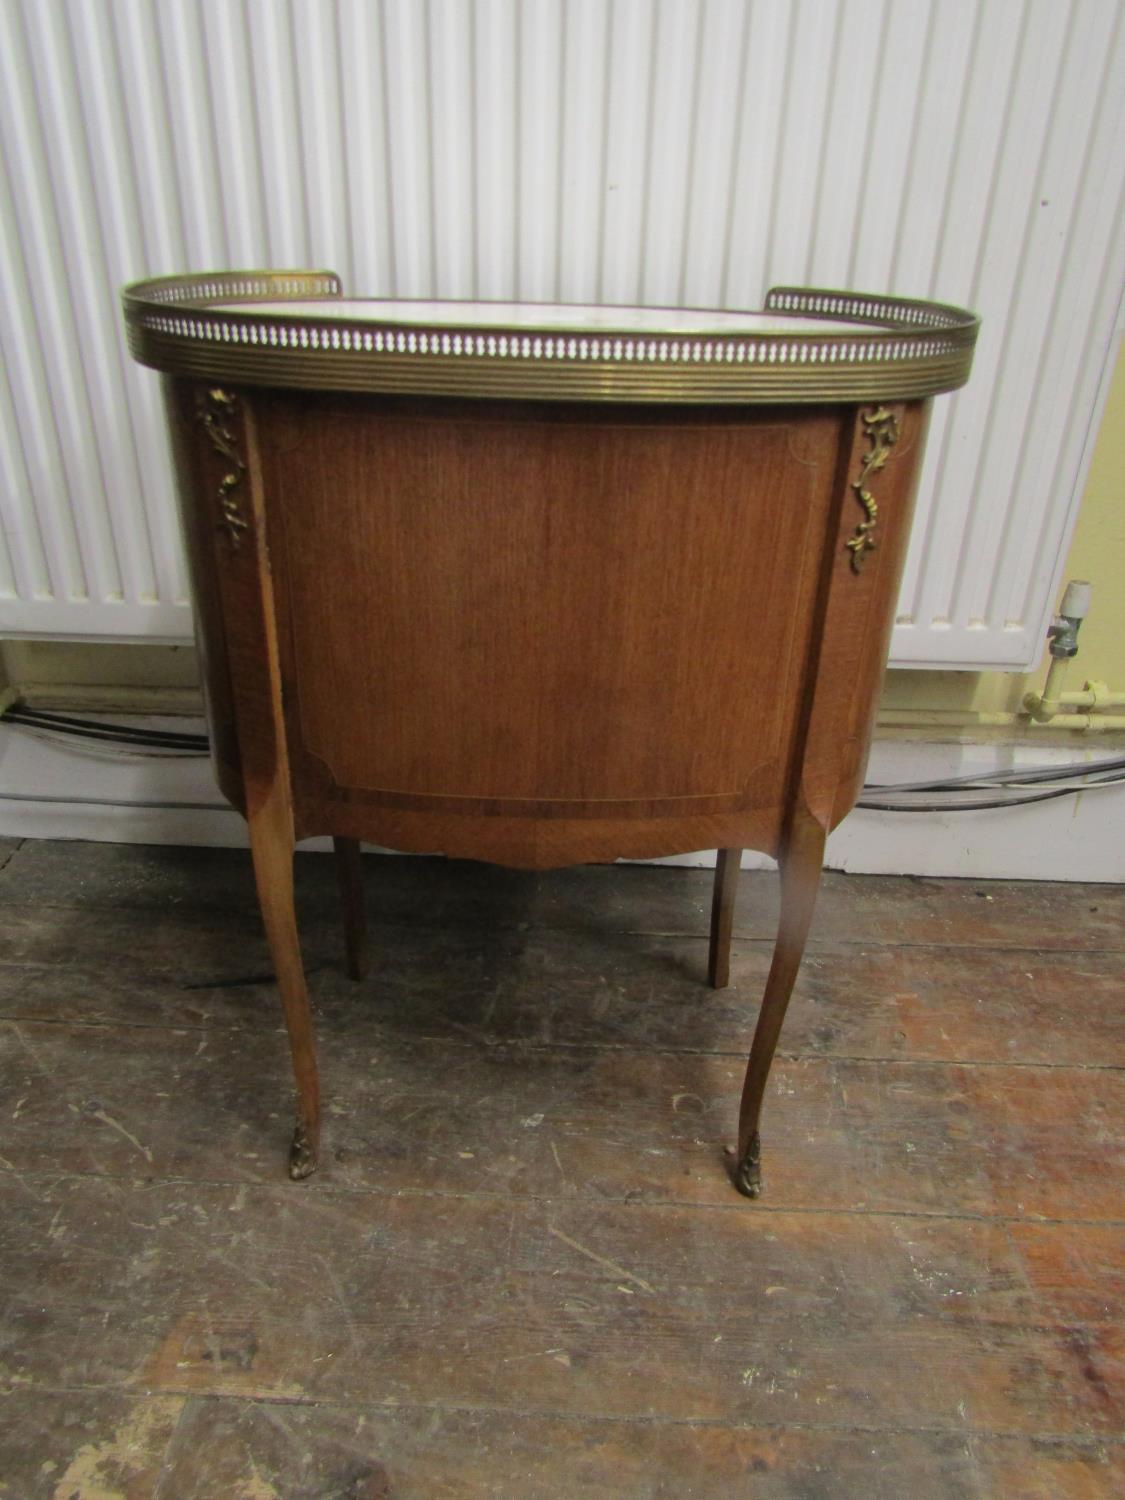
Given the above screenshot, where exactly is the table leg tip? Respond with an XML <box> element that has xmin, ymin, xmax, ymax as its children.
<box><xmin>733</xmin><ymin>1132</ymin><xmax>762</xmax><ymax>1198</ymax></box>
<box><xmin>288</xmin><ymin>1120</ymin><xmax>319</xmax><ymax>1180</ymax></box>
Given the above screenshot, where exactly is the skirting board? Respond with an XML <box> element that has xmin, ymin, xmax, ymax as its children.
<box><xmin>0</xmin><ymin>718</ymin><xmax>1122</xmax><ymax>881</ymax></box>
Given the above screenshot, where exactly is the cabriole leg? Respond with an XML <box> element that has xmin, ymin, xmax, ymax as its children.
<box><xmin>333</xmin><ymin>835</ymin><xmax>368</xmax><ymax>981</ymax></box>
<box><xmin>708</xmin><ymin>847</ymin><xmax>742</xmax><ymax>989</ymax></box>
<box><xmin>734</xmin><ymin>810</ymin><xmax>826</xmax><ymax>1198</ymax></box>
<box><xmin>249</xmin><ymin>810</ymin><xmax>321</xmax><ymax>1180</ymax></box>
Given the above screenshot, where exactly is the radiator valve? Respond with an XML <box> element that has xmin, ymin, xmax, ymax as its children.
<box><xmin>1046</xmin><ymin>579</ymin><xmax>1092</xmax><ymax>658</ymax></box>
<box><xmin>1022</xmin><ymin>581</ymin><xmax>1125</xmax><ymax>730</ymax></box>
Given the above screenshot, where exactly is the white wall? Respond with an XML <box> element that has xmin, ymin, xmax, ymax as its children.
<box><xmin>1</xmin><ymin>718</ymin><xmax>1121</xmax><ymax>881</ymax></box>
<box><xmin>1</xmin><ymin>0</ymin><xmax>1124</xmax><ymax>667</ymax></box>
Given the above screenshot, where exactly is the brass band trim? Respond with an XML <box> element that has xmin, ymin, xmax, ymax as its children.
<box><xmin>123</xmin><ymin>269</ymin><xmax>979</xmax><ymax>404</ymax></box>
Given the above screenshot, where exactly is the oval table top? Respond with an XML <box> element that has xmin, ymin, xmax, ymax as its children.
<box><xmin>123</xmin><ymin>269</ymin><xmax>978</xmax><ymax>404</ymax></box>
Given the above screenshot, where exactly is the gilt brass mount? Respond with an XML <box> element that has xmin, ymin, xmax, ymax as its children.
<box><xmin>196</xmin><ymin>387</ymin><xmax>248</xmax><ymax>549</ymax></box>
<box><xmin>846</xmin><ymin>406</ymin><xmax>900</xmax><ymax>572</ymax></box>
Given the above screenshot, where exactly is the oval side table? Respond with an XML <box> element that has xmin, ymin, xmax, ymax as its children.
<box><xmin>123</xmin><ymin>272</ymin><xmax>979</xmax><ymax>1195</ymax></box>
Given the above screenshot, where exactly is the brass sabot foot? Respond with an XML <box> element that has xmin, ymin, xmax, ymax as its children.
<box><xmin>734</xmin><ymin>1131</ymin><xmax>762</xmax><ymax>1198</ymax></box>
<box><xmin>289</xmin><ymin>1118</ymin><xmax>319</xmax><ymax>1181</ymax></box>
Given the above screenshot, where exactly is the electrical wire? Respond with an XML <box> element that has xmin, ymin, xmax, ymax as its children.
<box><xmin>4</xmin><ymin>704</ymin><xmax>1124</xmax><ymax>813</ymax></box>
<box><xmin>4</xmin><ymin>723</ymin><xmax>204</xmax><ymax>752</ymax></box>
<box><xmin>859</xmin><ymin>758</ymin><xmax>1125</xmax><ymax>811</ymax></box>
<box><xmin>857</xmin><ymin>775</ymin><xmax>1125</xmax><ymax>813</ymax></box>
<box><xmin>3</xmin><ymin>707</ymin><xmax>205</xmax><ymax>740</ymax></box>
<box><xmin>4</xmin><ymin>706</ymin><xmax>209</xmax><ymax>747</ymax></box>
<box><xmin>0</xmin><ymin>790</ymin><xmax>230</xmax><ymax>810</ymax></box>
<box><xmin>6</xmin><ymin>726</ymin><xmax>211</xmax><ymax>762</ymax></box>
<box><xmin>9</xmin><ymin>727</ymin><xmax>209</xmax><ymax>755</ymax></box>
<box><xmin>864</xmin><ymin>753</ymin><xmax>1125</xmax><ymax>794</ymax></box>
<box><xmin>1</xmin><ymin>706</ymin><xmax>209</xmax><ymax>753</ymax></box>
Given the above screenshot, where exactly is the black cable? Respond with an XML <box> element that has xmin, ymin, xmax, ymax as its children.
<box><xmin>0</xmin><ymin>790</ymin><xmax>229</xmax><ymax>809</ymax></box>
<box><xmin>4</xmin><ymin>704</ymin><xmax>1123</xmax><ymax>812</ymax></box>
<box><xmin>9</xmin><ymin>707</ymin><xmax>1120</xmax><ymax>783</ymax></box>
<box><xmin>3</xmin><ymin>708</ymin><xmax>205</xmax><ymax>744</ymax></box>
<box><xmin>3</xmin><ymin>705</ymin><xmax>209</xmax><ymax>745</ymax></box>
<box><xmin>858</xmin><ymin>779</ymin><xmax>1125</xmax><ymax>812</ymax></box>
<box><xmin>7</xmin><ymin>714</ymin><xmax>205</xmax><ymax>744</ymax></box>
<box><xmin>864</xmin><ymin>752</ymin><xmax>1125</xmax><ymax>794</ymax></box>
<box><xmin>9</xmin><ymin>719</ymin><xmax>207</xmax><ymax>750</ymax></box>
<box><xmin>6</xmin><ymin>719</ymin><xmax>209</xmax><ymax>752</ymax></box>
<box><xmin>2</xmin><ymin>706</ymin><xmax>208</xmax><ymax>751</ymax></box>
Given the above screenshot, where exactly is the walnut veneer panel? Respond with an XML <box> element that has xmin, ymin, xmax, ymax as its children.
<box><xmin>262</xmin><ymin>396</ymin><xmax>835</xmax><ymax>823</ymax></box>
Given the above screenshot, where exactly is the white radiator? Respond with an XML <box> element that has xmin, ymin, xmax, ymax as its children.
<box><xmin>1</xmin><ymin>0</ymin><xmax>1122</xmax><ymax>668</ymax></box>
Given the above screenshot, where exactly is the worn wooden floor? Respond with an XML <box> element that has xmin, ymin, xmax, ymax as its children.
<box><xmin>0</xmin><ymin>837</ymin><xmax>1121</xmax><ymax>1498</ymax></box>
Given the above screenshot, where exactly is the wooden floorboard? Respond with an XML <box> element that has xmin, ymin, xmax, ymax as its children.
<box><xmin>1</xmin><ymin>1174</ymin><xmax>1118</xmax><ymax>1431</ymax></box>
<box><xmin>2</xmin><ymin>918</ymin><xmax>1122</xmax><ymax>1068</ymax></box>
<box><xmin>2</xmin><ymin>838</ymin><xmax>1124</xmax><ymax>951</ymax></box>
<box><xmin>1</xmin><ymin>1391</ymin><xmax>1118</xmax><ymax>1500</ymax></box>
<box><xmin>2</xmin><ymin>1022</ymin><xmax>1123</xmax><ymax>1219</ymax></box>
<box><xmin>0</xmin><ymin>839</ymin><xmax>1121</xmax><ymax>1497</ymax></box>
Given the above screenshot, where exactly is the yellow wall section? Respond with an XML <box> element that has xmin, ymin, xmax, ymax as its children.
<box><xmin>3</xmin><ymin>347</ymin><xmax>1124</xmax><ymax>732</ymax></box>
<box><xmin>881</xmin><ymin>342</ymin><xmax>1125</xmax><ymax>729</ymax></box>
<box><xmin>0</xmin><ymin>639</ymin><xmax>199</xmax><ymax>713</ymax></box>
